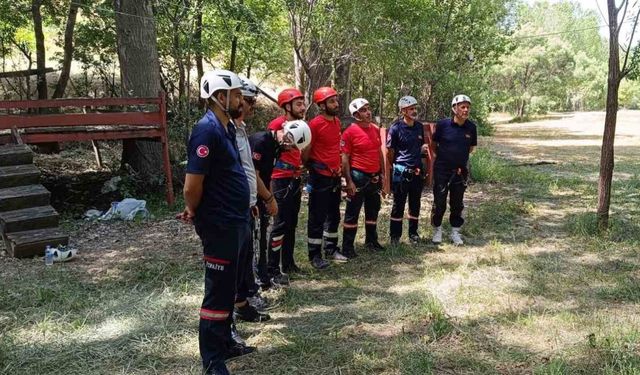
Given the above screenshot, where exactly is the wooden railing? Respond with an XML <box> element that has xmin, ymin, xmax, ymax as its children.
<box><xmin>0</xmin><ymin>92</ymin><xmax>174</xmax><ymax>205</ymax></box>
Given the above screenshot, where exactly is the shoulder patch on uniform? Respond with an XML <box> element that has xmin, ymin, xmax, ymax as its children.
<box><xmin>253</xmin><ymin>152</ymin><xmax>262</xmax><ymax>160</ymax></box>
<box><xmin>196</xmin><ymin>145</ymin><xmax>209</xmax><ymax>158</ymax></box>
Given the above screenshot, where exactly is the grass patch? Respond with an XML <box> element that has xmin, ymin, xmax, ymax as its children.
<box><xmin>590</xmin><ymin>332</ymin><xmax>640</xmax><ymax>375</ymax></box>
<box><xmin>534</xmin><ymin>358</ymin><xmax>571</xmax><ymax>375</ymax></box>
<box><xmin>566</xmin><ymin>211</ymin><xmax>640</xmax><ymax>244</ymax></box>
<box><xmin>3</xmin><ymin>112</ymin><xmax>640</xmax><ymax>374</ymax></box>
<box><xmin>465</xmin><ymin>198</ymin><xmax>533</xmax><ymax>241</ymax></box>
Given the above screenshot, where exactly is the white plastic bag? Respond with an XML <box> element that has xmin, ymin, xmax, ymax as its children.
<box><xmin>99</xmin><ymin>198</ymin><xmax>149</xmax><ymax>221</ymax></box>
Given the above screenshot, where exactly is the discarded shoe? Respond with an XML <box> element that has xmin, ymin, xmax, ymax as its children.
<box><xmin>52</xmin><ymin>246</ymin><xmax>77</xmax><ymax>262</ymax></box>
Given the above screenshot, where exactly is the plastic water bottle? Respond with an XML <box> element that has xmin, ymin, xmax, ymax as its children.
<box><xmin>45</xmin><ymin>245</ymin><xmax>53</xmax><ymax>266</ymax></box>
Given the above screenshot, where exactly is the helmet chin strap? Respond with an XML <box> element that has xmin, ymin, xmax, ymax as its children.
<box><xmin>210</xmin><ymin>90</ymin><xmax>231</xmax><ymax>115</ymax></box>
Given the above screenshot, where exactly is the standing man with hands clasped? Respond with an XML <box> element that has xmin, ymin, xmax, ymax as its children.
<box><xmin>340</xmin><ymin>98</ymin><xmax>386</xmax><ymax>258</ymax></box>
<box><xmin>430</xmin><ymin>94</ymin><xmax>477</xmax><ymax>246</ymax></box>
<box><xmin>180</xmin><ymin>69</ymin><xmax>249</xmax><ymax>375</ymax></box>
<box><xmin>264</xmin><ymin>88</ymin><xmax>307</xmax><ymax>287</ymax></box>
<box><xmin>386</xmin><ymin>96</ymin><xmax>428</xmax><ymax>245</ymax></box>
<box><xmin>304</xmin><ymin>87</ymin><xmax>347</xmax><ymax>269</ymax></box>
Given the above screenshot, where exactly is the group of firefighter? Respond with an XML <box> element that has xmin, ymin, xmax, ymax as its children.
<box><xmin>180</xmin><ymin>69</ymin><xmax>478</xmax><ymax>375</ymax></box>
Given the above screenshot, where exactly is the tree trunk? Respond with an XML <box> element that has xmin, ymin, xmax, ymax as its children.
<box><xmin>52</xmin><ymin>1</ymin><xmax>80</xmax><ymax>99</ymax></box>
<box><xmin>597</xmin><ymin>0</ymin><xmax>623</xmax><ymax>230</ymax></box>
<box><xmin>173</xmin><ymin>20</ymin><xmax>185</xmax><ymax>102</ymax></box>
<box><xmin>194</xmin><ymin>2</ymin><xmax>203</xmax><ymax>80</ymax></box>
<box><xmin>228</xmin><ymin>0</ymin><xmax>243</xmax><ymax>72</ymax></box>
<box><xmin>334</xmin><ymin>54</ymin><xmax>351</xmax><ymax>118</ymax></box>
<box><xmin>113</xmin><ymin>0</ymin><xmax>164</xmax><ymax>181</ymax></box>
<box><xmin>378</xmin><ymin>68</ymin><xmax>384</xmax><ymax>119</ymax></box>
<box><xmin>229</xmin><ymin>32</ymin><xmax>239</xmax><ymax>72</ymax></box>
<box><xmin>32</xmin><ymin>0</ymin><xmax>47</xmax><ymax>100</ymax></box>
<box><xmin>293</xmin><ymin>46</ymin><xmax>303</xmax><ymax>91</ymax></box>
<box><xmin>517</xmin><ymin>100</ymin><xmax>526</xmax><ymax>118</ymax></box>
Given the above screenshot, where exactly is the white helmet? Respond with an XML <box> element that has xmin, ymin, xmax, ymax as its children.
<box><xmin>283</xmin><ymin>120</ymin><xmax>312</xmax><ymax>150</ymax></box>
<box><xmin>348</xmin><ymin>98</ymin><xmax>369</xmax><ymax>116</ymax></box>
<box><xmin>240</xmin><ymin>77</ymin><xmax>259</xmax><ymax>97</ymax></box>
<box><xmin>398</xmin><ymin>95</ymin><xmax>418</xmax><ymax>110</ymax></box>
<box><xmin>200</xmin><ymin>69</ymin><xmax>243</xmax><ymax>99</ymax></box>
<box><xmin>451</xmin><ymin>94</ymin><xmax>471</xmax><ymax>107</ymax></box>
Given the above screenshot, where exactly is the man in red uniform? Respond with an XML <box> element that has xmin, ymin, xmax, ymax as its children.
<box><xmin>303</xmin><ymin>86</ymin><xmax>347</xmax><ymax>269</ymax></box>
<box><xmin>340</xmin><ymin>98</ymin><xmax>386</xmax><ymax>258</ymax></box>
<box><xmin>264</xmin><ymin>88</ymin><xmax>306</xmax><ymax>285</ymax></box>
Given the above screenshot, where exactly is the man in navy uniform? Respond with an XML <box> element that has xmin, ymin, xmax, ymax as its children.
<box><xmin>431</xmin><ymin>94</ymin><xmax>477</xmax><ymax>246</ymax></box>
<box><xmin>386</xmin><ymin>95</ymin><xmax>428</xmax><ymax>245</ymax></box>
<box><xmin>180</xmin><ymin>69</ymin><xmax>248</xmax><ymax>375</ymax></box>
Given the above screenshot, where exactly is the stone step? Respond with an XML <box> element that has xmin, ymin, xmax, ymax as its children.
<box><xmin>0</xmin><ymin>184</ymin><xmax>50</xmax><ymax>212</ymax></box>
<box><xmin>5</xmin><ymin>227</ymin><xmax>68</xmax><ymax>258</ymax></box>
<box><xmin>0</xmin><ymin>164</ymin><xmax>40</xmax><ymax>189</ymax></box>
<box><xmin>0</xmin><ymin>144</ymin><xmax>33</xmax><ymax>167</ymax></box>
<box><xmin>0</xmin><ymin>205</ymin><xmax>59</xmax><ymax>233</ymax></box>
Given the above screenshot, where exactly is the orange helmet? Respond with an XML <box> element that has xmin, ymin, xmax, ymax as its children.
<box><xmin>278</xmin><ymin>88</ymin><xmax>304</xmax><ymax>107</ymax></box>
<box><xmin>313</xmin><ymin>87</ymin><xmax>338</xmax><ymax>104</ymax></box>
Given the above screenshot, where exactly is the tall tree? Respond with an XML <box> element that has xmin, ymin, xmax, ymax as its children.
<box><xmin>597</xmin><ymin>0</ymin><xmax>640</xmax><ymax>229</ymax></box>
<box><xmin>52</xmin><ymin>0</ymin><xmax>80</xmax><ymax>98</ymax></box>
<box><xmin>31</xmin><ymin>0</ymin><xmax>47</xmax><ymax>100</ymax></box>
<box><xmin>113</xmin><ymin>0</ymin><xmax>164</xmax><ymax>180</ymax></box>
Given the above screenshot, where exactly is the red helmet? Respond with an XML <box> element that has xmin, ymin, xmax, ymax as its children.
<box><xmin>278</xmin><ymin>88</ymin><xmax>304</xmax><ymax>107</ymax></box>
<box><xmin>313</xmin><ymin>87</ymin><xmax>338</xmax><ymax>104</ymax></box>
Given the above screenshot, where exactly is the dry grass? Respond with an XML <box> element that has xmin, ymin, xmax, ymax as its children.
<box><xmin>2</xmin><ymin>111</ymin><xmax>640</xmax><ymax>374</ymax></box>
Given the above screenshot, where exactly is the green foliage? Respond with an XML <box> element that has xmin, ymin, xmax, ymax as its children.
<box><xmin>489</xmin><ymin>1</ymin><xmax>608</xmax><ymax>116</ymax></box>
<box><xmin>0</xmin><ymin>0</ymin><xmax>616</xmax><ymax>130</ymax></box>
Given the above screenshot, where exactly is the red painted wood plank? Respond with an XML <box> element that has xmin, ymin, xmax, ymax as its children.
<box><xmin>21</xmin><ymin>130</ymin><xmax>163</xmax><ymax>143</ymax></box>
<box><xmin>424</xmin><ymin>122</ymin><xmax>435</xmax><ymax>187</ymax></box>
<box><xmin>0</xmin><ymin>97</ymin><xmax>160</xmax><ymax>109</ymax></box>
<box><xmin>0</xmin><ymin>112</ymin><xmax>161</xmax><ymax>129</ymax></box>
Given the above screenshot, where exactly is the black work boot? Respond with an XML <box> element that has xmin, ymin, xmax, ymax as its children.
<box><xmin>234</xmin><ymin>303</ymin><xmax>270</xmax><ymax>323</ymax></box>
<box><xmin>365</xmin><ymin>241</ymin><xmax>385</xmax><ymax>251</ymax></box>
<box><xmin>365</xmin><ymin>225</ymin><xmax>384</xmax><ymax>251</ymax></box>
<box><xmin>310</xmin><ymin>254</ymin><xmax>330</xmax><ymax>270</ymax></box>
<box><xmin>282</xmin><ymin>263</ymin><xmax>301</xmax><ymax>274</ymax></box>
<box><xmin>225</xmin><ymin>342</ymin><xmax>256</xmax><ymax>361</ymax></box>
<box><xmin>409</xmin><ymin>233</ymin><xmax>422</xmax><ymax>244</ymax></box>
<box><xmin>342</xmin><ymin>227</ymin><xmax>358</xmax><ymax>258</ymax></box>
